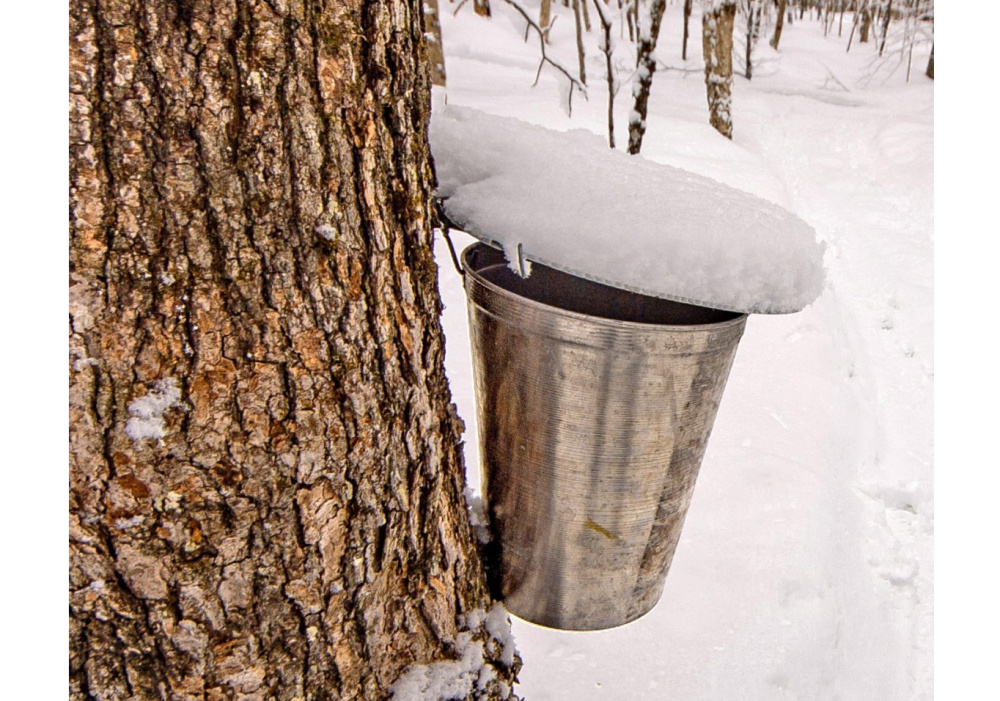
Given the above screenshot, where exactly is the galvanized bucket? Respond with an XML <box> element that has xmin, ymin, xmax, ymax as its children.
<box><xmin>462</xmin><ymin>243</ymin><xmax>747</xmax><ymax>630</ymax></box>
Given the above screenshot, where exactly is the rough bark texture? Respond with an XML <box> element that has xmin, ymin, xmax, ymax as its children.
<box><xmin>703</xmin><ymin>2</ymin><xmax>737</xmax><ymax>139</ymax></box>
<box><xmin>68</xmin><ymin>1</ymin><xmax>518</xmax><ymax>699</ymax></box>
<box><xmin>627</xmin><ymin>0</ymin><xmax>667</xmax><ymax>154</ymax></box>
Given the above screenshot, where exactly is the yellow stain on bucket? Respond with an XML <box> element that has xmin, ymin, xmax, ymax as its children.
<box><xmin>584</xmin><ymin>518</ymin><xmax>619</xmax><ymax>541</ymax></box>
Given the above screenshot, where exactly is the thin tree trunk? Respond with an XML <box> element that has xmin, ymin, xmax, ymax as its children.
<box><xmin>475</xmin><ymin>0</ymin><xmax>492</xmax><ymax>17</ymax></box>
<box><xmin>627</xmin><ymin>0</ymin><xmax>668</xmax><ymax>154</ymax></box>
<box><xmin>427</xmin><ymin>0</ymin><xmax>448</xmax><ymax>86</ymax></box>
<box><xmin>860</xmin><ymin>1</ymin><xmax>872</xmax><ymax>42</ymax></box>
<box><xmin>580</xmin><ymin>0</ymin><xmax>592</xmax><ymax>32</ymax></box>
<box><xmin>838</xmin><ymin>0</ymin><xmax>845</xmax><ymax>36</ymax></box>
<box><xmin>573</xmin><ymin>0</ymin><xmax>588</xmax><ymax>85</ymax></box>
<box><xmin>879</xmin><ymin>0</ymin><xmax>892</xmax><ymax>55</ymax></box>
<box><xmin>925</xmin><ymin>42</ymin><xmax>934</xmax><ymax>79</ymax></box>
<box><xmin>745</xmin><ymin>0</ymin><xmax>758</xmax><ymax>80</ymax></box>
<box><xmin>68</xmin><ymin>1</ymin><xmax>517</xmax><ymax>699</ymax></box>
<box><xmin>540</xmin><ymin>0</ymin><xmax>553</xmax><ymax>43</ymax></box>
<box><xmin>771</xmin><ymin>0</ymin><xmax>788</xmax><ymax>49</ymax></box>
<box><xmin>593</xmin><ymin>0</ymin><xmax>616</xmax><ymax>148</ymax></box>
<box><xmin>703</xmin><ymin>1</ymin><xmax>737</xmax><ymax>139</ymax></box>
<box><xmin>683</xmin><ymin>0</ymin><xmax>694</xmax><ymax>60</ymax></box>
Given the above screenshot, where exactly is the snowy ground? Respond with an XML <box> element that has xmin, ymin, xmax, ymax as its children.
<box><xmin>432</xmin><ymin>3</ymin><xmax>932</xmax><ymax>700</ymax></box>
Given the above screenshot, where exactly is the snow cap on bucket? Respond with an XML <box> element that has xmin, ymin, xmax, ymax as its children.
<box><xmin>430</xmin><ymin>105</ymin><xmax>826</xmax><ymax>315</ymax></box>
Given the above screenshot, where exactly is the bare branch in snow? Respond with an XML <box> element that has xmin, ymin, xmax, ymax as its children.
<box><xmin>499</xmin><ymin>0</ymin><xmax>587</xmax><ymax>115</ymax></box>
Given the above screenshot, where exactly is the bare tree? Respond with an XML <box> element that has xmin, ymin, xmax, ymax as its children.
<box><xmin>68</xmin><ymin>0</ymin><xmax>519</xmax><ymax>698</ymax></box>
<box><xmin>879</xmin><ymin>0</ymin><xmax>893</xmax><ymax>56</ymax></box>
<box><xmin>627</xmin><ymin>0</ymin><xmax>669</xmax><ymax>154</ymax></box>
<box><xmin>427</xmin><ymin>0</ymin><xmax>448</xmax><ymax>86</ymax></box>
<box><xmin>593</xmin><ymin>0</ymin><xmax>618</xmax><ymax>147</ymax></box>
<box><xmin>573</xmin><ymin>0</ymin><xmax>588</xmax><ymax>84</ymax></box>
<box><xmin>703</xmin><ymin>0</ymin><xmax>738</xmax><ymax>138</ymax></box>
<box><xmin>771</xmin><ymin>0</ymin><xmax>788</xmax><ymax>50</ymax></box>
<box><xmin>741</xmin><ymin>0</ymin><xmax>763</xmax><ymax>80</ymax></box>
<box><xmin>540</xmin><ymin>0</ymin><xmax>554</xmax><ymax>42</ymax></box>
<box><xmin>683</xmin><ymin>0</ymin><xmax>695</xmax><ymax>60</ymax></box>
<box><xmin>860</xmin><ymin>0</ymin><xmax>873</xmax><ymax>42</ymax></box>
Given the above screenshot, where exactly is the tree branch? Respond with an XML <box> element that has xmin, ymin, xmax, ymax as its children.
<box><xmin>498</xmin><ymin>0</ymin><xmax>587</xmax><ymax>114</ymax></box>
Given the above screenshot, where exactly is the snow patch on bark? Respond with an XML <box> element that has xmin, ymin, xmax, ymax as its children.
<box><xmin>464</xmin><ymin>487</ymin><xmax>492</xmax><ymax>545</ymax></box>
<box><xmin>125</xmin><ymin>378</ymin><xmax>184</xmax><ymax>444</ymax></box>
<box><xmin>390</xmin><ymin>603</ymin><xmax>517</xmax><ymax>700</ymax></box>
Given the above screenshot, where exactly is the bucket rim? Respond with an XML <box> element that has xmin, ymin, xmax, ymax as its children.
<box><xmin>461</xmin><ymin>242</ymin><xmax>749</xmax><ymax>333</ymax></box>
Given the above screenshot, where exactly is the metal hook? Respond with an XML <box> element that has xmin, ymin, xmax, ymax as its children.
<box><xmin>433</xmin><ymin>197</ymin><xmax>465</xmax><ymax>278</ymax></box>
<box><xmin>515</xmin><ymin>242</ymin><xmax>527</xmax><ymax>278</ymax></box>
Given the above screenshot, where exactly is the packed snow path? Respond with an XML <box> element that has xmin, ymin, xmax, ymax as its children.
<box><xmin>433</xmin><ymin>6</ymin><xmax>932</xmax><ymax>701</ymax></box>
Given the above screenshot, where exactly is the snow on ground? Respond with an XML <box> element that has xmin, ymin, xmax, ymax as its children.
<box><xmin>433</xmin><ymin>3</ymin><xmax>932</xmax><ymax>700</ymax></box>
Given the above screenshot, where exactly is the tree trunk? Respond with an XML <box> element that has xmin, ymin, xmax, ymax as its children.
<box><xmin>474</xmin><ymin>0</ymin><xmax>492</xmax><ymax>18</ymax></box>
<box><xmin>426</xmin><ymin>0</ymin><xmax>448</xmax><ymax>86</ymax></box>
<box><xmin>745</xmin><ymin>0</ymin><xmax>759</xmax><ymax>80</ymax></box>
<box><xmin>879</xmin><ymin>0</ymin><xmax>892</xmax><ymax>56</ymax></box>
<box><xmin>683</xmin><ymin>0</ymin><xmax>694</xmax><ymax>60</ymax></box>
<box><xmin>68</xmin><ymin>1</ymin><xmax>518</xmax><ymax>699</ymax></box>
<box><xmin>770</xmin><ymin>0</ymin><xmax>787</xmax><ymax>49</ymax></box>
<box><xmin>627</xmin><ymin>0</ymin><xmax>668</xmax><ymax>154</ymax></box>
<box><xmin>703</xmin><ymin>1</ymin><xmax>737</xmax><ymax>139</ymax></box>
<box><xmin>540</xmin><ymin>0</ymin><xmax>553</xmax><ymax>43</ymax></box>
<box><xmin>573</xmin><ymin>0</ymin><xmax>587</xmax><ymax>84</ymax></box>
<box><xmin>925</xmin><ymin>42</ymin><xmax>934</xmax><ymax>79</ymax></box>
<box><xmin>860</xmin><ymin>1</ymin><xmax>872</xmax><ymax>42</ymax></box>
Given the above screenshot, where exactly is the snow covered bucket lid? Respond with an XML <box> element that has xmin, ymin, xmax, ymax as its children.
<box><xmin>431</xmin><ymin>106</ymin><xmax>826</xmax><ymax>315</ymax></box>
<box><xmin>462</xmin><ymin>243</ymin><xmax>746</xmax><ymax>629</ymax></box>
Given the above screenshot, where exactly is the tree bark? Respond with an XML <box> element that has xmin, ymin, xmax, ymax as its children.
<box><xmin>68</xmin><ymin>1</ymin><xmax>518</xmax><ymax>699</ymax></box>
<box><xmin>703</xmin><ymin>1</ymin><xmax>737</xmax><ymax>139</ymax></box>
<box><xmin>474</xmin><ymin>0</ymin><xmax>492</xmax><ymax>18</ymax></box>
<box><xmin>744</xmin><ymin>0</ymin><xmax>760</xmax><ymax>80</ymax></box>
<box><xmin>426</xmin><ymin>0</ymin><xmax>448</xmax><ymax>86</ymax></box>
<box><xmin>770</xmin><ymin>0</ymin><xmax>787</xmax><ymax>49</ymax></box>
<box><xmin>925</xmin><ymin>42</ymin><xmax>934</xmax><ymax>79</ymax></box>
<box><xmin>539</xmin><ymin>0</ymin><xmax>553</xmax><ymax>43</ymax></box>
<box><xmin>879</xmin><ymin>0</ymin><xmax>892</xmax><ymax>56</ymax></box>
<box><xmin>627</xmin><ymin>0</ymin><xmax>668</xmax><ymax>154</ymax></box>
<box><xmin>859</xmin><ymin>1</ymin><xmax>872</xmax><ymax>42</ymax></box>
<box><xmin>573</xmin><ymin>0</ymin><xmax>587</xmax><ymax>85</ymax></box>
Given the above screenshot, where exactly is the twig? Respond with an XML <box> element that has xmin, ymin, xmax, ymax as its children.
<box><xmin>452</xmin><ymin>0</ymin><xmax>469</xmax><ymax>17</ymax></box>
<box><xmin>498</xmin><ymin>0</ymin><xmax>587</xmax><ymax>115</ymax></box>
<box><xmin>592</xmin><ymin>0</ymin><xmax>615</xmax><ymax>148</ymax></box>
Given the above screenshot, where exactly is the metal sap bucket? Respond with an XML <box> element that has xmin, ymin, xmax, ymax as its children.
<box><xmin>462</xmin><ymin>243</ymin><xmax>747</xmax><ymax>630</ymax></box>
